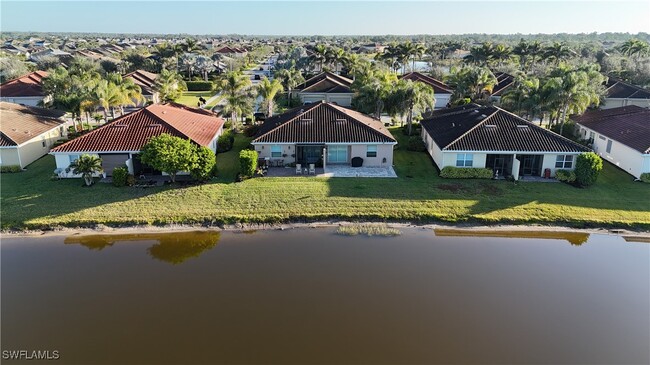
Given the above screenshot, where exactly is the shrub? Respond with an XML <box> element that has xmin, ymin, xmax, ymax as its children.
<box><xmin>640</xmin><ymin>173</ymin><xmax>650</xmax><ymax>183</ymax></box>
<box><xmin>126</xmin><ymin>175</ymin><xmax>136</xmax><ymax>186</ymax></box>
<box><xmin>190</xmin><ymin>146</ymin><xmax>216</xmax><ymax>182</ymax></box>
<box><xmin>402</xmin><ymin>122</ymin><xmax>421</xmax><ymax>135</ymax></box>
<box><xmin>239</xmin><ymin>150</ymin><xmax>258</xmax><ymax>177</ymax></box>
<box><xmin>216</xmin><ymin>131</ymin><xmax>235</xmax><ymax>153</ymax></box>
<box><xmin>575</xmin><ymin>152</ymin><xmax>603</xmax><ymax>187</ymax></box>
<box><xmin>440</xmin><ymin>166</ymin><xmax>493</xmax><ymax>179</ymax></box>
<box><xmin>243</xmin><ymin>124</ymin><xmax>260</xmax><ymax>137</ymax></box>
<box><xmin>0</xmin><ymin>165</ymin><xmax>22</xmax><ymax>173</ymax></box>
<box><xmin>141</xmin><ymin>134</ymin><xmax>196</xmax><ymax>183</ymax></box>
<box><xmin>112</xmin><ymin>166</ymin><xmax>129</xmax><ymax>187</ymax></box>
<box><xmin>223</xmin><ymin>121</ymin><xmax>232</xmax><ymax>130</ymax></box>
<box><xmin>185</xmin><ymin>81</ymin><xmax>213</xmax><ymax>91</ymax></box>
<box><xmin>407</xmin><ymin>136</ymin><xmax>426</xmax><ymax>152</ymax></box>
<box><xmin>555</xmin><ymin>169</ymin><xmax>576</xmax><ymax>183</ymax></box>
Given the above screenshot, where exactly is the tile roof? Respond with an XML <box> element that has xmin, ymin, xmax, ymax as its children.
<box><xmin>604</xmin><ymin>79</ymin><xmax>650</xmax><ymax>99</ymax></box>
<box><xmin>400</xmin><ymin>72</ymin><xmax>453</xmax><ymax>94</ymax></box>
<box><xmin>124</xmin><ymin>70</ymin><xmax>158</xmax><ymax>96</ymax></box>
<box><xmin>0</xmin><ymin>102</ymin><xmax>66</xmax><ymax>146</ymax></box>
<box><xmin>572</xmin><ymin>106</ymin><xmax>650</xmax><ymax>154</ymax></box>
<box><xmin>252</xmin><ymin>101</ymin><xmax>396</xmax><ymax>144</ymax></box>
<box><xmin>51</xmin><ymin>103</ymin><xmax>224</xmax><ymax>153</ymax></box>
<box><xmin>295</xmin><ymin>72</ymin><xmax>353</xmax><ymax>93</ymax></box>
<box><xmin>491</xmin><ymin>71</ymin><xmax>515</xmax><ymax>96</ymax></box>
<box><xmin>421</xmin><ymin>104</ymin><xmax>589</xmax><ymax>153</ymax></box>
<box><xmin>0</xmin><ymin>71</ymin><xmax>48</xmax><ymax>98</ymax></box>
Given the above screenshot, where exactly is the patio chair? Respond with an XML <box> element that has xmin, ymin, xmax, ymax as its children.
<box><xmin>309</xmin><ymin>164</ymin><xmax>316</xmax><ymax>175</ymax></box>
<box><xmin>295</xmin><ymin>164</ymin><xmax>302</xmax><ymax>174</ymax></box>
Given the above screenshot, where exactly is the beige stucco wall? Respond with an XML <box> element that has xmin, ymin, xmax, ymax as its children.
<box><xmin>5</xmin><ymin>125</ymin><xmax>66</xmax><ymax>168</ymax></box>
<box><xmin>0</xmin><ymin>148</ymin><xmax>21</xmax><ymax>166</ymax></box>
<box><xmin>349</xmin><ymin>144</ymin><xmax>394</xmax><ymax>167</ymax></box>
<box><xmin>254</xmin><ymin>144</ymin><xmax>295</xmax><ymax>165</ymax></box>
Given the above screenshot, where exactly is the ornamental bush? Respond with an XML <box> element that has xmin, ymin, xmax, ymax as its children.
<box><xmin>216</xmin><ymin>131</ymin><xmax>235</xmax><ymax>153</ymax></box>
<box><xmin>239</xmin><ymin>150</ymin><xmax>258</xmax><ymax>177</ymax></box>
<box><xmin>185</xmin><ymin>81</ymin><xmax>213</xmax><ymax>91</ymax></box>
<box><xmin>112</xmin><ymin>166</ymin><xmax>129</xmax><ymax>187</ymax></box>
<box><xmin>406</xmin><ymin>136</ymin><xmax>426</xmax><ymax>152</ymax></box>
<box><xmin>440</xmin><ymin>166</ymin><xmax>493</xmax><ymax>179</ymax></box>
<box><xmin>0</xmin><ymin>165</ymin><xmax>22</xmax><ymax>173</ymax></box>
<box><xmin>574</xmin><ymin>152</ymin><xmax>603</xmax><ymax>187</ymax></box>
<box><xmin>640</xmin><ymin>173</ymin><xmax>650</xmax><ymax>183</ymax></box>
<box><xmin>555</xmin><ymin>169</ymin><xmax>576</xmax><ymax>183</ymax></box>
<box><xmin>141</xmin><ymin>134</ymin><xmax>196</xmax><ymax>183</ymax></box>
<box><xmin>190</xmin><ymin>146</ymin><xmax>216</xmax><ymax>182</ymax></box>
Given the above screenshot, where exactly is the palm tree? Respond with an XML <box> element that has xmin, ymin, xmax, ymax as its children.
<box><xmin>491</xmin><ymin>44</ymin><xmax>512</xmax><ymax>67</ymax></box>
<box><xmin>214</xmin><ymin>71</ymin><xmax>254</xmax><ymax>129</ymax></box>
<box><xmin>619</xmin><ymin>38</ymin><xmax>650</xmax><ymax>59</ymax></box>
<box><xmin>501</xmin><ymin>74</ymin><xmax>541</xmax><ymax>118</ymax></box>
<box><xmin>397</xmin><ymin>80</ymin><xmax>436</xmax><ymax>135</ymax></box>
<box><xmin>155</xmin><ymin>69</ymin><xmax>187</xmax><ymax>102</ymax></box>
<box><xmin>351</xmin><ymin>69</ymin><xmax>397</xmax><ymax>119</ymax></box>
<box><xmin>181</xmin><ymin>38</ymin><xmax>201</xmax><ymax>54</ymax></box>
<box><xmin>464</xmin><ymin>42</ymin><xmax>494</xmax><ymax>67</ymax></box>
<box><xmin>445</xmin><ymin>66</ymin><xmax>498</xmax><ymax>105</ymax></box>
<box><xmin>273</xmin><ymin>67</ymin><xmax>304</xmax><ymax>107</ymax></box>
<box><xmin>310</xmin><ymin>44</ymin><xmax>328</xmax><ymax>72</ymax></box>
<box><xmin>256</xmin><ymin>77</ymin><xmax>283</xmax><ymax>117</ymax></box>
<box><xmin>543</xmin><ymin>42</ymin><xmax>574</xmax><ymax>66</ymax></box>
<box><xmin>194</xmin><ymin>55</ymin><xmax>215</xmax><ymax>81</ymax></box>
<box><xmin>408</xmin><ymin>43</ymin><xmax>426</xmax><ymax>72</ymax></box>
<box><xmin>69</xmin><ymin>154</ymin><xmax>103</xmax><ymax>186</ymax></box>
<box><xmin>180</xmin><ymin>54</ymin><xmax>196</xmax><ymax>79</ymax></box>
<box><xmin>326</xmin><ymin>47</ymin><xmax>345</xmax><ymax>73</ymax></box>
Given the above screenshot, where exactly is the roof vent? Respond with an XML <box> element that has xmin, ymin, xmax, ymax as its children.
<box><xmin>148</xmin><ymin>124</ymin><xmax>163</xmax><ymax>127</ymax></box>
<box><xmin>452</xmin><ymin>122</ymin><xmax>455</xmax><ymax>127</ymax></box>
<box><xmin>516</xmin><ymin>125</ymin><xmax>529</xmax><ymax>129</ymax></box>
<box><xmin>112</xmin><ymin>124</ymin><xmax>128</xmax><ymax>127</ymax></box>
<box><xmin>484</xmin><ymin>124</ymin><xmax>497</xmax><ymax>128</ymax></box>
<box><xmin>480</xmin><ymin>114</ymin><xmax>487</xmax><ymax>118</ymax></box>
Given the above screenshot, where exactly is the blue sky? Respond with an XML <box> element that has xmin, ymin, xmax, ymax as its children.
<box><xmin>1</xmin><ymin>1</ymin><xmax>649</xmax><ymax>35</ymax></box>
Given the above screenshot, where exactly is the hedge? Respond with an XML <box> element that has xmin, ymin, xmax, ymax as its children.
<box><xmin>555</xmin><ymin>169</ymin><xmax>576</xmax><ymax>183</ymax></box>
<box><xmin>186</xmin><ymin>81</ymin><xmax>213</xmax><ymax>91</ymax></box>
<box><xmin>406</xmin><ymin>136</ymin><xmax>426</xmax><ymax>152</ymax></box>
<box><xmin>440</xmin><ymin>166</ymin><xmax>493</xmax><ymax>179</ymax></box>
<box><xmin>640</xmin><ymin>173</ymin><xmax>650</xmax><ymax>183</ymax></box>
<box><xmin>0</xmin><ymin>165</ymin><xmax>22</xmax><ymax>173</ymax></box>
<box><xmin>112</xmin><ymin>166</ymin><xmax>129</xmax><ymax>187</ymax></box>
<box><xmin>239</xmin><ymin>150</ymin><xmax>258</xmax><ymax>177</ymax></box>
<box><xmin>575</xmin><ymin>152</ymin><xmax>603</xmax><ymax>187</ymax></box>
<box><xmin>216</xmin><ymin>131</ymin><xmax>235</xmax><ymax>153</ymax></box>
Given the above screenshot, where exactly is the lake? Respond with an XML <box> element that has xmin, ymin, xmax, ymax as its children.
<box><xmin>2</xmin><ymin>228</ymin><xmax>649</xmax><ymax>364</ymax></box>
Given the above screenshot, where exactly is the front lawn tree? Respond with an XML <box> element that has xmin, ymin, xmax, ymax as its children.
<box><xmin>140</xmin><ymin>134</ymin><xmax>197</xmax><ymax>183</ymax></box>
<box><xmin>69</xmin><ymin>154</ymin><xmax>103</xmax><ymax>186</ymax></box>
<box><xmin>190</xmin><ymin>146</ymin><xmax>216</xmax><ymax>182</ymax></box>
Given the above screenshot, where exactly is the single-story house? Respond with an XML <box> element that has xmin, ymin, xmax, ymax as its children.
<box><xmin>420</xmin><ymin>104</ymin><xmax>590</xmax><ymax>180</ymax></box>
<box><xmin>124</xmin><ymin>69</ymin><xmax>160</xmax><ymax>105</ymax></box>
<box><xmin>0</xmin><ymin>102</ymin><xmax>68</xmax><ymax>168</ymax></box>
<box><xmin>490</xmin><ymin>71</ymin><xmax>515</xmax><ymax>103</ymax></box>
<box><xmin>215</xmin><ymin>46</ymin><xmax>247</xmax><ymax>58</ymax></box>
<box><xmin>294</xmin><ymin>71</ymin><xmax>354</xmax><ymax>107</ymax></box>
<box><xmin>252</xmin><ymin>101</ymin><xmax>396</xmax><ymax>168</ymax></box>
<box><xmin>0</xmin><ymin>71</ymin><xmax>50</xmax><ymax>107</ymax></box>
<box><xmin>573</xmin><ymin>106</ymin><xmax>650</xmax><ymax>179</ymax></box>
<box><xmin>50</xmin><ymin>103</ymin><xmax>225</xmax><ymax>177</ymax></box>
<box><xmin>400</xmin><ymin>72</ymin><xmax>453</xmax><ymax>109</ymax></box>
<box><xmin>601</xmin><ymin>78</ymin><xmax>650</xmax><ymax>109</ymax></box>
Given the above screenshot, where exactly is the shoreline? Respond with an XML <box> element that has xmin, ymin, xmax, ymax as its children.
<box><xmin>3</xmin><ymin>221</ymin><xmax>649</xmax><ymax>240</ymax></box>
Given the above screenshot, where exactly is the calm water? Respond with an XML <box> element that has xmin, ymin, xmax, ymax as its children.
<box><xmin>2</xmin><ymin>228</ymin><xmax>649</xmax><ymax>364</ymax></box>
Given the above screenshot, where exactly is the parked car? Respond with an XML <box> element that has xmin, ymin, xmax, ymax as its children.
<box><xmin>259</xmin><ymin>67</ymin><xmax>264</xmax><ymax>71</ymax></box>
<box><xmin>254</xmin><ymin>112</ymin><xmax>266</xmax><ymax>122</ymax></box>
<box><xmin>254</xmin><ymin>74</ymin><xmax>261</xmax><ymax>80</ymax></box>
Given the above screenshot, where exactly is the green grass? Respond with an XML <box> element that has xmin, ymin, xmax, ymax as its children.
<box><xmin>1</xmin><ymin>128</ymin><xmax>649</xmax><ymax>230</ymax></box>
<box><xmin>175</xmin><ymin>91</ymin><xmax>216</xmax><ymax>108</ymax></box>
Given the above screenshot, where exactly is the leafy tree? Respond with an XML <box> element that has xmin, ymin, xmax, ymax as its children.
<box><xmin>619</xmin><ymin>38</ymin><xmax>650</xmax><ymax>59</ymax></box>
<box><xmin>35</xmin><ymin>55</ymin><xmax>61</xmax><ymax>71</ymax></box>
<box><xmin>390</xmin><ymin>80</ymin><xmax>435</xmax><ymax>135</ymax></box>
<box><xmin>0</xmin><ymin>55</ymin><xmax>30</xmax><ymax>83</ymax></box>
<box><xmin>543</xmin><ymin>42</ymin><xmax>575</xmax><ymax>66</ymax></box>
<box><xmin>155</xmin><ymin>69</ymin><xmax>187</xmax><ymax>102</ymax></box>
<box><xmin>501</xmin><ymin>74</ymin><xmax>541</xmax><ymax>119</ymax></box>
<box><xmin>445</xmin><ymin>66</ymin><xmax>497</xmax><ymax>105</ymax></box>
<box><xmin>273</xmin><ymin>67</ymin><xmax>304</xmax><ymax>107</ymax></box>
<box><xmin>140</xmin><ymin>134</ymin><xmax>197</xmax><ymax>183</ymax></box>
<box><xmin>214</xmin><ymin>71</ymin><xmax>254</xmax><ymax>129</ymax></box>
<box><xmin>69</xmin><ymin>154</ymin><xmax>103</xmax><ymax>186</ymax></box>
<box><xmin>351</xmin><ymin>68</ymin><xmax>397</xmax><ymax>119</ymax></box>
<box><xmin>190</xmin><ymin>146</ymin><xmax>216</xmax><ymax>182</ymax></box>
<box><xmin>574</xmin><ymin>152</ymin><xmax>603</xmax><ymax>187</ymax></box>
<box><xmin>256</xmin><ymin>77</ymin><xmax>283</xmax><ymax>117</ymax></box>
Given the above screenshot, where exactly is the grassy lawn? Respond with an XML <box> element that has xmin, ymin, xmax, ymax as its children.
<box><xmin>175</xmin><ymin>91</ymin><xmax>216</xmax><ymax>108</ymax></box>
<box><xmin>1</xmin><ymin>128</ymin><xmax>649</xmax><ymax>230</ymax></box>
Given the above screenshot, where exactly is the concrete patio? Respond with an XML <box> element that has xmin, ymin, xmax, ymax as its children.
<box><xmin>263</xmin><ymin>166</ymin><xmax>397</xmax><ymax>178</ymax></box>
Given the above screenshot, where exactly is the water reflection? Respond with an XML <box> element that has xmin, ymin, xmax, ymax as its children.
<box><xmin>434</xmin><ymin>228</ymin><xmax>590</xmax><ymax>245</ymax></box>
<box><xmin>64</xmin><ymin>231</ymin><xmax>221</xmax><ymax>264</ymax></box>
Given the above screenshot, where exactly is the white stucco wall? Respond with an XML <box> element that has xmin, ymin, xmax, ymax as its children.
<box><xmin>601</xmin><ymin>98</ymin><xmax>650</xmax><ymax>110</ymax></box>
<box><xmin>299</xmin><ymin>93</ymin><xmax>353</xmax><ymax>107</ymax></box>
<box><xmin>0</xmin><ymin>124</ymin><xmax>66</xmax><ymax>168</ymax></box>
<box><xmin>434</xmin><ymin>94</ymin><xmax>451</xmax><ymax>109</ymax></box>
<box><xmin>0</xmin><ymin>96</ymin><xmax>45</xmax><ymax>107</ymax></box>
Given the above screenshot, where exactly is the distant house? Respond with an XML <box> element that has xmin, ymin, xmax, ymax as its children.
<box><xmin>1</xmin><ymin>43</ymin><xmax>30</xmax><ymax>57</ymax></box>
<box><xmin>573</xmin><ymin>106</ymin><xmax>650</xmax><ymax>179</ymax></box>
<box><xmin>0</xmin><ymin>71</ymin><xmax>50</xmax><ymax>107</ymax></box>
<box><xmin>490</xmin><ymin>71</ymin><xmax>515</xmax><ymax>102</ymax></box>
<box><xmin>50</xmin><ymin>103</ymin><xmax>225</xmax><ymax>177</ymax></box>
<box><xmin>400</xmin><ymin>72</ymin><xmax>453</xmax><ymax>109</ymax></box>
<box><xmin>358</xmin><ymin>43</ymin><xmax>387</xmax><ymax>54</ymax></box>
<box><xmin>215</xmin><ymin>46</ymin><xmax>247</xmax><ymax>58</ymax></box>
<box><xmin>28</xmin><ymin>48</ymin><xmax>72</xmax><ymax>64</ymax></box>
<box><xmin>124</xmin><ymin>70</ymin><xmax>159</xmax><ymax>105</ymax></box>
<box><xmin>294</xmin><ymin>72</ymin><xmax>354</xmax><ymax>107</ymax></box>
<box><xmin>0</xmin><ymin>102</ymin><xmax>68</xmax><ymax>168</ymax></box>
<box><xmin>602</xmin><ymin>79</ymin><xmax>650</xmax><ymax>109</ymax></box>
<box><xmin>420</xmin><ymin>104</ymin><xmax>589</xmax><ymax>180</ymax></box>
<box><xmin>252</xmin><ymin>101</ymin><xmax>396</xmax><ymax>168</ymax></box>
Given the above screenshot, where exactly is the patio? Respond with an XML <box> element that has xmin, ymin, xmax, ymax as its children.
<box><xmin>263</xmin><ymin>165</ymin><xmax>397</xmax><ymax>178</ymax></box>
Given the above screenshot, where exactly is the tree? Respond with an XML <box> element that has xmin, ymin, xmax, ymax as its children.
<box><xmin>274</xmin><ymin>67</ymin><xmax>304</xmax><ymax>107</ymax></box>
<box><xmin>69</xmin><ymin>154</ymin><xmax>103</xmax><ymax>186</ymax></box>
<box><xmin>239</xmin><ymin>150</ymin><xmax>258</xmax><ymax>177</ymax></box>
<box><xmin>190</xmin><ymin>146</ymin><xmax>216</xmax><ymax>182</ymax></box>
<box><xmin>256</xmin><ymin>77</ymin><xmax>283</xmax><ymax>117</ymax></box>
<box><xmin>501</xmin><ymin>74</ymin><xmax>541</xmax><ymax>118</ymax></box>
<box><xmin>35</xmin><ymin>55</ymin><xmax>61</xmax><ymax>71</ymax></box>
<box><xmin>180</xmin><ymin>54</ymin><xmax>196</xmax><ymax>79</ymax></box>
<box><xmin>393</xmin><ymin>80</ymin><xmax>435</xmax><ymax>135</ymax></box>
<box><xmin>140</xmin><ymin>134</ymin><xmax>197</xmax><ymax>183</ymax></box>
<box><xmin>214</xmin><ymin>71</ymin><xmax>254</xmax><ymax>129</ymax></box>
<box><xmin>310</xmin><ymin>44</ymin><xmax>328</xmax><ymax>72</ymax></box>
<box><xmin>574</xmin><ymin>152</ymin><xmax>603</xmax><ymax>187</ymax></box>
<box><xmin>155</xmin><ymin>69</ymin><xmax>187</xmax><ymax>102</ymax></box>
<box><xmin>351</xmin><ymin>68</ymin><xmax>398</xmax><ymax>119</ymax></box>
<box><xmin>0</xmin><ymin>56</ymin><xmax>30</xmax><ymax>83</ymax></box>
<box><xmin>619</xmin><ymin>38</ymin><xmax>650</xmax><ymax>59</ymax></box>
<box><xmin>445</xmin><ymin>66</ymin><xmax>498</xmax><ymax>105</ymax></box>
<box><xmin>543</xmin><ymin>42</ymin><xmax>574</xmax><ymax>66</ymax></box>
<box><xmin>464</xmin><ymin>42</ymin><xmax>495</xmax><ymax>67</ymax></box>
<box><xmin>195</xmin><ymin>55</ymin><xmax>215</xmax><ymax>81</ymax></box>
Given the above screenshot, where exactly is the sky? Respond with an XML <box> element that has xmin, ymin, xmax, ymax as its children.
<box><xmin>1</xmin><ymin>1</ymin><xmax>649</xmax><ymax>35</ymax></box>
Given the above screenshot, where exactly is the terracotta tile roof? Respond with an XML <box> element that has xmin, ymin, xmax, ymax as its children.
<box><xmin>400</xmin><ymin>72</ymin><xmax>453</xmax><ymax>94</ymax></box>
<box><xmin>421</xmin><ymin>104</ymin><xmax>589</xmax><ymax>153</ymax></box>
<box><xmin>0</xmin><ymin>71</ymin><xmax>48</xmax><ymax>98</ymax></box>
<box><xmin>295</xmin><ymin>72</ymin><xmax>353</xmax><ymax>93</ymax></box>
<box><xmin>51</xmin><ymin>103</ymin><xmax>224</xmax><ymax>153</ymax></box>
<box><xmin>0</xmin><ymin>102</ymin><xmax>65</xmax><ymax>146</ymax></box>
<box><xmin>124</xmin><ymin>69</ymin><xmax>158</xmax><ymax>95</ymax></box>
<box><xmin>252</xmin><ymin>101</ymin><xmax>396</xmax><ymax>144</ymax></box>
<box><xmin>572</xmin><ymin>106</ymin><xmax>650</xmax><ymax>154</ymax></box>
<box><xmin>215</xmin><ymin>46</ymin><xmax>246</xmax><ymax>54</ymax></box>
<box><xmin>604</xmin><ymin>79</ymin><xmax>650</xmax><ymax>99</ymax></box>
<box><xmin>491</xmin><ymin>71</ymin><xmax>515</xmax><ymax>96</ymax></box>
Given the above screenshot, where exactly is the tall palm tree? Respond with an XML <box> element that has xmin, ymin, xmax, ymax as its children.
<box><xmin>409</xmin><ymin>43</ymin><xmax>426</xmax><ymax>72</ymax></box>
<box><xmin>543</xmin><ymin>42</ymin><xmax>574</xmax><ymax>66</ymax></box>
<box><xmin>155</xmin><ymin>69</ymin><xmax>187</xmax><ymax>102</ymax></box>
<box><xmin>180</xmin><ymin>54</ymin><xmax>196</xmax><ymax>79</ymax></box>
<box><xmin>256</xmin><ymin>77</ymin><xmax>283</xmax><ymax>117</ymax></box>
<box><xmin>445</xmin><ymin>66</ymin><xmax>498</xmax><ymax>105</ymax></box>
<box><xmin>397</xmin><ymin>80</ymin><xmax>436</xmax><ymax>135</ymax></box>
<box><xmin>326</xmin><ymin>47</ymin><xmax>345</xmax><ymax>73</ymax></box>
<box><xmin>273</xmin><ymin>67</ymin><xmax>304</xmax><ymax>107</ymax></box>
<box><xmin>491</xmin><ymin>44</ymin><xmax>512</xmax><ymax>67</ymax></box>
<box><xmin>619</xmin><ymin>38</ymin><xmax>650</xmax><ymax>59</ymax></box>
<box><xmin>464</xmin><ymin>42</ymin><xmax>495</xmax><ymax>67</ymax></box>
<box><xmin>351</xmin><ymin>69</ymin><xmax>398</xmax><ymax>119</ymax></box>
<box><xmin>310</xmin><ymin>44</ymin><xmax>328</xmax><ymax>72</ymax></box>
<box><xmin>181</xmin><ymin>38</ymin><xmax>201</xmax><ymax>54</ymax></box>
<box><xmin>501</xmin><ymin>74</ymin><xmax>541</xmax><ymax>117</ymax></box>
<box><xmin>69</xmin><ymin>154</ymin><xmax>103</xmax><ymax>186</ymax></box>
<box><xmin>214</xmin><ymin>71</ymin><xmax>254</xmax><ymax>129</ymax></box>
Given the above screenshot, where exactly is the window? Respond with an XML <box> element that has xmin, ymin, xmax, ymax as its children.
<box><xmin>271</xmin><ymin>145</ymin><xmax>282</xmax><ymax>158</ymax></box>
<box><xmin>42</xmin><ymin>140</ymin><xmax>46</xmax><ymax>147</ymax></box>
<box><xmin>327</xmin><ymin>145</ymin><xmax>348</xmax><ymax>163</ymax></box>
<box><xmin>606</xmin><ymin>139</ymin><xmax>613</xmax><ymax>154</ymax></box>
<box><xmin>456</xmin><ymin>153</ymin><xmax>473</xmax><ymax>167</ymax></box>
<box><xmin>588</xmin><ymin>131</ymin><xmax>595</xmax><ymax>143</ymax></box>
<box><xmin>598</xmin><ymin>135</ymin><xmax>606</xmax><ymax>141</ymax></box>
<box><xmin>68</xmin><ymin>154</ymin><xmax>80</xmax><ymax>164</ymax></box>
<box><xmin>555</xmin><ymin>155</ymin><xmax>573</xmax><ymax>169</ymax></box>
<box><xmin>366</xmin><ymin>145</ymin><xmax>377</xmax><ymax>158</ymax></box>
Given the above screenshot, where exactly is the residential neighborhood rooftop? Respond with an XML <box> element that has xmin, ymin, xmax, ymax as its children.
<box><xmin>573</xmin><ymin>105</ymin><xmax>650</xmax><ymax>154</ymax></box>
<box><xmin>400</xmin><ymin>72</ymin><xmax>453</xmax><ymax>94</ymax></box>
<box><xmin>0</xmin><ymin>102</ymin><xmax>66</xmax><ymax>146</ymax></box>
<box><xmin>605</xmin><ymin>78</ymin><xmax>650</xmax><ymax>99</ymax></box>
<box><xmin>491</xmin><ymin>71</ymin><xmax>515</xmax><ymax>96</ymax></box>
<box><xmin>295</xmin><ymin>71</ymin><xmax>354</xmax><ymax>93</ymax></box>
<box><xmin>124</xmin><ymin>69</ymin><xmax>159</xmax><ymax>96</ymax></box>
<box><xmin>0</xmin><ymin>71</ymin><xmax>49</xmax><ymax>97</ymax></box>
